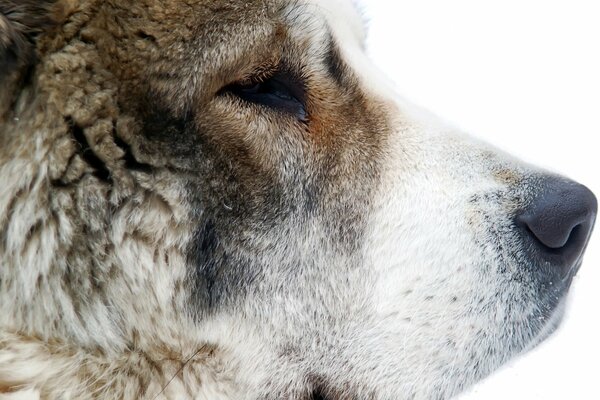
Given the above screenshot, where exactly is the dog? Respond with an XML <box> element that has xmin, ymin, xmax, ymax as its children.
<box><xmin>0</xmin><ymin>0</ymin><xmax>596</xmax><ymax>399</ymax></box>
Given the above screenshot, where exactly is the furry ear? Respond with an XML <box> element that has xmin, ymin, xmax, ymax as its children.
<box><xmin>0</xmin><ymin>0</ymin><xmax>57</xmax><ymax>75</ymax></box>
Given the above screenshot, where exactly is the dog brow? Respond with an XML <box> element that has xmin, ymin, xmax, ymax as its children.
<box><xmin>324</xmin><ymin>33</ymin><xmax>346</xmax><ymax>86</ymax></box>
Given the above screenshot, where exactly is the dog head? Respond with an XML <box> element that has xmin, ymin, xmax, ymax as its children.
<box><xmin>0</xmin><ymin>0</ymin><xmax>596</xmax><ymax>398</ymax></box>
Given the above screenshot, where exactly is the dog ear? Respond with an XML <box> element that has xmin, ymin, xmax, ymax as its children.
<box><xmin>0</xmin><ymin>0</ymin><xmax>57</xmax><ymax>76</ymax></box>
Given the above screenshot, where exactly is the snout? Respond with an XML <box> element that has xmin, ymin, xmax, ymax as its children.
<box><xmin>517</xmin><ymin>176</ymin><xmax>597</xmax><ymax>278</ymax></box>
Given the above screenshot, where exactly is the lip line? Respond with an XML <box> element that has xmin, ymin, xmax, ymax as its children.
<box><xmin>521</xmin><ymin>295</ymin><xmax>568</xmax><ymax>355</ymax></box>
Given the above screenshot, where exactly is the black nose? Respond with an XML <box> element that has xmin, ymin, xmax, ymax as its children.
<box><xmin>518</xmin><ymin>177</ymin><xmax>597</xmax><ymax>270</ymax></box>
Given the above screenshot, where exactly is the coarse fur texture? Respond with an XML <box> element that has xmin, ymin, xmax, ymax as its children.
<box><xmin>0</xmin><ymin>0</ymin><xmax>595</xmax><ymax>399</ymax></box>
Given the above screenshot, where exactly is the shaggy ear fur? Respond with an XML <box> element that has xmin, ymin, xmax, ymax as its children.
<box><xmin>0</xmin><ymin>0</ymin><xmax>56</xmax><ymax>76</ymax></box>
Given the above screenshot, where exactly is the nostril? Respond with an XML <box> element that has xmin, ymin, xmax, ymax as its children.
<box><xmin>517</xmin><ymin>178</ymin><xmax>597</xmax><ymax>267</ymax></box>
<box><xmin>520</xmin><ymin>213</ymin><xmax>587</xmax><ymax>250</ymax></box>
<box><xmin>564</xmin><ymin>223</ymin><xmax>584</xmax><ymax>250</ymax></box>
<box><xmin>523</xmin><ymin>219</ymin><xmax>584</xmax><ymax>254</ymax></box>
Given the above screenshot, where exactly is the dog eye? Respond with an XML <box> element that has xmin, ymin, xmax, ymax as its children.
<box><xmin>223</xmin><ymin>73</ymin><xmax>307</xmax><ymax>121</ymax></box>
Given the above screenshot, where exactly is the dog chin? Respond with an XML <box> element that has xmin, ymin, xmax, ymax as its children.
<box><xmin>523</xmin><ymin>293</ymin><xmax>568</xmax><ymax>355</ymax></box>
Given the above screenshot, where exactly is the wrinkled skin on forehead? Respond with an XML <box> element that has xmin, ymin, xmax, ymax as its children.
<box><xmin>0</xmin><ymin>0</ymin><xmax>590</xmax><ymax>399</ymax></box>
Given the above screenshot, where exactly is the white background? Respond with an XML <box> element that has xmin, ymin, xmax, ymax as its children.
<box><xmin>363</xmin><ymin>1</ymin><xmax>599</xmax><ymax>399</ymax></box>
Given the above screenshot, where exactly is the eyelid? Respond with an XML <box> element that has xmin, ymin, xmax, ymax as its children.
<box><xmin>234</xmin><ymin>63</ymin><xmax>280</xmax><ymax>87</ymax></box>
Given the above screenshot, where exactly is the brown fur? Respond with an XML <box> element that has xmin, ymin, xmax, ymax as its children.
<box><xmin>1</xmin><ymin>0</ymin><xmax>388</xmax><ymax>398</ymax></box>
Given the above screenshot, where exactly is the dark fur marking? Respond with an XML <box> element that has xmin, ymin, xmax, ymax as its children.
<box><xmin>324</xmin><ymin>35</ymin><xmax>346</xmax><ymax>87</ymax></box>
<box><xmin>308</xmin><ymin>379</ymin><xmax>363</xmax><ymax>400</ymax></box>
<box><xmin>113</xmin><ymin>135</ymin><xmax>153</xmax><ymax>173</ymax></box>
<box><xmin>135</xmin><ymin>95</ymin><xmax>246</xmax><ymax>317</ymax></box>
<box><xmin>189</xmin><ymin>219</ymin><xmax>227</xmax><ymax>313</ymax></box>
<box><xmin>51</xmin><ymin>117</ymin><xmax>113</xmax><ymax>186</ymax></box>
<box><xmin>138</xmin><ymin>95</ymin><xmax>200</xmax><ymax>161</ymax></box>
<box><xmin>141</xmin><ymin>105</ymin><xmax>189</xmax><ymax>141</ymax></box>
<box><xmin>310</xmin><ymin>389</ymin><xmax>329</xmax><ymax>400</ymax></box>
<box><xmin>134</xmin><ymin>30</ymin><xmax>157</xmax><ymax>43</ymax></box>
<box><xmin>70</xmin><ymin>120</ymin><xmax>112</xmax><ymax>183</ymax></box>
